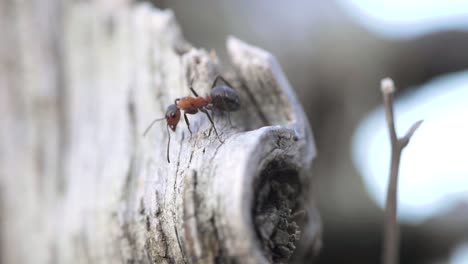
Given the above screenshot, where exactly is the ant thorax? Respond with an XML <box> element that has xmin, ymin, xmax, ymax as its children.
<box><xmin>176</xmin><ymin>96</ymin><xmax>210</xmax><ymax>114</ymax></box>
<box><xmin>144</xmin><ymin>75</ymin><xmax>239</xmax><ymax>163</ymax></box>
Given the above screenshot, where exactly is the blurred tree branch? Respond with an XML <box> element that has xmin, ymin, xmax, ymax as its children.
<box><xmin>381</xmin><ymin>78</ymin><xmax>423</xmax><ymax>264</ymax></box>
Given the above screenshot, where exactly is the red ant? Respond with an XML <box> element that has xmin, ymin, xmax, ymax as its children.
<box><xmin>143</xmin><ymin>75</ymin><xmax>240</xmax><ymax>163</ymax></box>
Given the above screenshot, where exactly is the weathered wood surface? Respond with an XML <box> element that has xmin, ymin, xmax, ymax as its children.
<box><xmin>0</xmin><ymin>2</ymin><xmax>320</xmax><ymax>263</ymax></box>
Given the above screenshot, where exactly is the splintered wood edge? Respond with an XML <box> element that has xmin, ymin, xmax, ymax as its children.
<box><xmin>226</xmin><ymin>37</ymin><xmax>321</xmax><ymax>258</ymax></box>
<box><xmin>226</xmin><ymin>36</ymin><xmax>317</xmax><ymax>168</ymax></box>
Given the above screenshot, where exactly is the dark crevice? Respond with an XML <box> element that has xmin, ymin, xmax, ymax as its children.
<box><xmin>147</xmin><ymin>220</ymin><xmax>174</xmax><ymax>264</ymax></box>
<box><xmin>139</xmin><ymin>198</ymin><xmax>145</xmax><ymax>215</ymax></box>
<box><xmin>145</xmin><ymin>216</ymin><xmax>151</xmax><ymax>232</ymax></box>
<box><xmin>253</xmin><ymin>160</ymin><xmax>302</xmax><ymax>263</ymax></box>
<box><xmin>187</xmin><ymin>150</ymin><xmax>194</xmax><ymax>168</ymax></box>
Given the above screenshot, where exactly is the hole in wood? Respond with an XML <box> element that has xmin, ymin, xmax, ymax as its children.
<box><xmin>253</xmin><ymin>160</ymin><xmax>302</xmax><ymax>263</ymax></box>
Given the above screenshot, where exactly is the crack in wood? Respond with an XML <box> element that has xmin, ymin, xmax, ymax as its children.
<box><xmin>152</xmin><ymin>216</ymin><xmax>173</xmax><ymax>263</ymax></box>
<box><xmin>174</xmin><ymin>226</ymin><xmax>187</xmax><ymax>264</ymax></box>
<box><xmin>139</xmin><ymin>197</ymin><xmax>146</xmax><ymax>215</ymax></box>
<box><xmin>146</xmin><ymin>215</ymin><xmax>151</xmax><ymax>232</ymax></box>
<box><xmin>187</xmin><ymin>150</ymin><xmax>194</xmax><ymax>168</ymax></box>
<box><xmin>172</xmin><ymin>135</ymin><xmax>187</xmax><ymax>263</ymax></box>
<box><xmin>182</xmin><ymin>170</ymin><xmax>202</xmax><ymax>262</ymax></box>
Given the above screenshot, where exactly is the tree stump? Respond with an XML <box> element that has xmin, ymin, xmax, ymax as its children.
<box><xmin>0</xmin><ymin>2</ymin><xmax>320</xmax><ymax>263</ymax></box>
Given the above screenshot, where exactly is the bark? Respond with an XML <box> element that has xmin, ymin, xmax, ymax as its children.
<box><xmin>0</xmin><ymin>2</ymin><xmax>320</xmax><ymax>264</ymax></box>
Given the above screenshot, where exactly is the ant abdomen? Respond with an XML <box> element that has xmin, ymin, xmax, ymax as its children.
<box><xmin>211</xmin><ymin>86</ymin><xmax>240</xmax><ymax>112</ymax></box>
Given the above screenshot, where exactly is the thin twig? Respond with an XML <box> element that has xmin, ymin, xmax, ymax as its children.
<box><xmin>380</xmin><ymin>78</ymin><xmax>423</xmax><ymax>264</ymax></box>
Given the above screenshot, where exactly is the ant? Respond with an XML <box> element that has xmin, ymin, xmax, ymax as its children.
<box><xmin>143</xmin><ymin>75</ymin><xmax>240</xmax><ymax>163</ymax></box>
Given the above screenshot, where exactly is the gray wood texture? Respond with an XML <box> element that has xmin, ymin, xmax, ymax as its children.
<box><xmin>0</xmin><ymin>2</ymin><xmax>320</xmax><ymax>263</ymax></box>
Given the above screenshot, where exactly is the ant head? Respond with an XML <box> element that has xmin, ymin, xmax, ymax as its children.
<box><xmin>165</xmin><ymin>104</ymin><xmax>181</xmax><ymax>131</ymax></box>
<box><xmin>211</xmin><ymin>86</ymin><xmax>240</xmax><ymax>112</ymax></box>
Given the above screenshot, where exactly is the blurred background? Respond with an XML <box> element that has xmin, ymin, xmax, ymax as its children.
<box><xmin>149</xmin><ymin>0</ymin><xmax>468</xmax><ymax>263</ymax></box>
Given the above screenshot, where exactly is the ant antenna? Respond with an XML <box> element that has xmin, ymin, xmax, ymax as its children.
<box><xmin>143</xmin><ymin>117</ymin><xmax>165</xmax><ymax>137</ymax></box>
<box><xmin>166</xmin><ymin>125</ymin><xmax>171</xmax><ymax>163</ymax></box>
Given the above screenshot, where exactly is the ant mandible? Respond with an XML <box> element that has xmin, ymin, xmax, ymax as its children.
<box><xmin>143</xmin><ymin>75</ymin><xmax>240</xmax><ymax>163</ymax></box>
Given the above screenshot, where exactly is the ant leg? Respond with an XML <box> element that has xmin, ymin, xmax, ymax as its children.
<box><xmin>211</xmin><ymin>76</ymin><xmax>221</xmax><ymax>89</ymax></box>
<box><xmin>166</xmin><ymin>125</ymin><xmax>171</xmax><ymax>163</ymax></box>
<box><xmin>183</xmin><ymin>113</ymin><xmax>193</xmax><ymax>137</ymax></box>
<box><xmin>204</xmin><ymin>106</ymin><xmax>214</xmax><ymax>136</ymax></box>
<box><xmin>201</xmin><ymin>108</ymin><xmax>223</xmax><ymax>143</ymax></box>
<box><xmin>188</xmin><ymin>78</ymin><xmax>199</xmax><ymax>97</ymax></box>
<box><xmin>190</xmin><ymin>87</ymin><xmax>199</xmax><ymax>97</ymax></box>
<box><xmin>211</xmin><ymin>75</ymin><xmax>235</xmax><ymax>90</ymax></box>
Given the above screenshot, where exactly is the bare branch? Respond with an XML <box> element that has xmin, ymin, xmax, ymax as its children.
<box><xmin>381</xmin><ymin>78</ymin><xmax>398</xmax><ymax>143</ymax></box>
<box><xmin>401</xmin><ymin>120</ymin><xmax>423</xmax><ymax>148</ymax></box>
<box><xmin>381</xmin><ymin>77</ymin><xmax>422</xmax><ymax>264</ymax></box>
